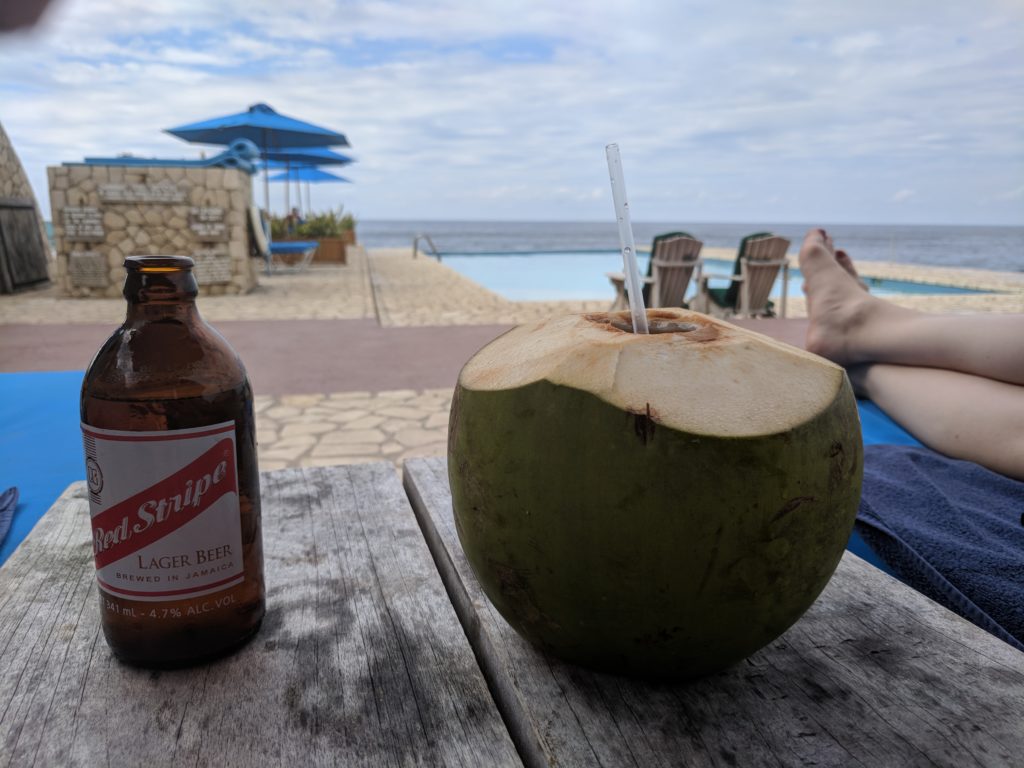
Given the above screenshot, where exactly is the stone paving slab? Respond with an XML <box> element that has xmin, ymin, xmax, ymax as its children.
<box><xmin>255</xmin><ymin>388</ymin><xmax>453</xmax><ymax>470</ymax></box>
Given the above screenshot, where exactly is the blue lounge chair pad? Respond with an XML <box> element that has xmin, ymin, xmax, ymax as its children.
<box><xmin>0</xmin><ymin>371</ymin><xmax>85</xmax><ymax>565</ymax></box>
<box><xmin>270</xmin><ymin>241</ymin><xmax>317</xmax><ymax>254</ymax></box>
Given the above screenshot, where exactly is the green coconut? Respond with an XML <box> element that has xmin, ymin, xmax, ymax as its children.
<box><xmin>448</xmin><ymin>309</ymin><xmax>862</xmax><ymax>679</ymax></box>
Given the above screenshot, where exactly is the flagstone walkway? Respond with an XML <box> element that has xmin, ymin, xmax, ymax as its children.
<box><xmin>254</xmin><ymin>388</ymin><xmax>453</xmax><ymax>471</ymax></box>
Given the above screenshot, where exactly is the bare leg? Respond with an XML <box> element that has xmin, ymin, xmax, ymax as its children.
<box><xmin>800</xmin><ymin>228</ymin><xmax>1024</xmax><ymax>385</ymax></box>
<box><xmin>850</xmin><ymin>364</ymin><xmax>1024</xmax><ymax>481</ymax></box>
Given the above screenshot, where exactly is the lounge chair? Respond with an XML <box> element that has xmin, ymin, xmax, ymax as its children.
<box><xmin>692</xmin><ymin>233</ymin><xmax>791</xmax><ymax>318</ymax></box>
<box><xmin>247</xmin><ymin>205</ymin><xmax>318</xmax><ymax>275</ymax></box>
<box><xmin>607</xmin><ymin>232</ymin><xmax>704</xmax><ymax>310</ymax></box>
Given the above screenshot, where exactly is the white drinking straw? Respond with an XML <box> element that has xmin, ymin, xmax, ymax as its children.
<box><xmin>605</xmin><ymin>144</ymin><xmax>649</xmax><ymax>334</ymax></box>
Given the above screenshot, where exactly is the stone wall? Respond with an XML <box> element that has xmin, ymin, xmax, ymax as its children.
<box><xmin>48</xmin><ymin>164</ymin><xmax>259</xmax><ymax>297</ymax></box>
<box><xmin>0</xmin><ymin>121</ymin><xmax>52</xmax><ymax>269</ymax></box>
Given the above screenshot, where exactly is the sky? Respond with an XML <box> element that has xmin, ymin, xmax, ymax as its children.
<box><xmin>1</xmin><ymin>0</ymin><xmax>1022</xmax><ymax>225</ymax></box>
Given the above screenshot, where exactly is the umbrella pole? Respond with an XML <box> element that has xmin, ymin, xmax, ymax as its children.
<box><xmin>262</xmin><ymin>163</ymin><xmax>270</xmax><ymax>215</ymax></box>
<box><xmin>306</xmin><ymin>181</ymin><xmax>311</xmax><ymax>214</ymax></box>
<box><xmin>262</xmin><ymin>132</ymin><xmax>270</xmax><ymax>215</ymax></box>
<box><xmin>284</xmin><ymin>161</ymin><xmax>291</xmax><ymax>219</ymax></box>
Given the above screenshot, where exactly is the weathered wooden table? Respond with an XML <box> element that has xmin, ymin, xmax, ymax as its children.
<box><xmin>2</xmin><ymin>460</ymin><xmax>1023</xmax><ymax>767</ymax></box>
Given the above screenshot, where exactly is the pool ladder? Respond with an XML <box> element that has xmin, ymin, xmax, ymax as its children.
<box><xmin>412</xmin><ymin>234</ymin><xmax>441</xmax><ymax>260</ymax></box>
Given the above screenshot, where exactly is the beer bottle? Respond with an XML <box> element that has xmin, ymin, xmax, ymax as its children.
<box><xmin>81</xmin><ymin>256</ymin><xmax>265</xmax><ymax>667</ymax></box>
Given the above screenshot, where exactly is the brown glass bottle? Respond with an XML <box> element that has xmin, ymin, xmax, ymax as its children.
<box><xmin>81</xmin><ymin>256</ymin><xmax>265</xmax><ymax>667</ymax></box>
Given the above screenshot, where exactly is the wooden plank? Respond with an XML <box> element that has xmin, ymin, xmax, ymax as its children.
<box><xmin>0</xmin><ymin>197</ymin><xmax>35</xmax><ymax>209</ymax></box>
<box><xmin>0</xmin><ymin>210</ymin><xmax>11</xmax><ymax>294</ymax></box>
<box><xmin>0</xmin><ymin>464</ymin><xmax>522</xmax><ymax>767</ymax></box>
<box><xmin>0</xmin><ymin>206</ymin><xmax>49</xmax><ymax>293</ymax></box>
<box><xmin>404</xmin><ymin>456</ymin><xmax>1024</xmax><ymax>768</ymax></box>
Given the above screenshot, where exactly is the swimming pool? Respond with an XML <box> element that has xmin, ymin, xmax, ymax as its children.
<box><xmin>438</xmin><ymin>250</ymin><xmax>991</xmax><ymax>302</ymax></box>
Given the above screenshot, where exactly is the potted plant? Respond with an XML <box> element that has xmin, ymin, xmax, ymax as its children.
<box><xmin>269</xmin><ymin>215</ymin><xmax>289</xmax><ymax>241</ymax></box>
<box><xmin>269</xmin><ymin>208</ymin><xmax>356</xmax><ymax>264</ymax></box>
<box><xmin>297</xmin><ymin>209</ymin><xmax>356</xmax><ymax>264</ymax></box>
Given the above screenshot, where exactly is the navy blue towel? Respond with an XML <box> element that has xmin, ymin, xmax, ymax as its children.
<box><xmin>855</xmin><ymin>445</ymin><xmax>1024</xmax><ymax>652</ymax></box>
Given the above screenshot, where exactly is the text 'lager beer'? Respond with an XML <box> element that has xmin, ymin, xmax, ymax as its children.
<box><xmin>81</xmin><ymin>256</ymin><xmax>265</xmax><ymax>667</ymax></box>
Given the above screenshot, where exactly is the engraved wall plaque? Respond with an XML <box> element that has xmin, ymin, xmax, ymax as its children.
<box><xmin>68</xmin><ymin>251</ymin><xmax>108</xmax><ymax>288</ymax></box>
<box><xmin>192</xmin><ymin>249</ymin><xmax>231</xmax><ymax>285</ymax></box>
<box><xmin>189</xmin><ymin>207</ymin><xmax>228</xmax><ymax>241</ymax></box>
<box><xmin>62</xmin><ymin>207</ymin><xmax>105</xmax><ymax>242</ymax></box>
<box><xmin>99</xmin><ymin>180</ymin><xmax>187</xmax><ymax>203</ymax></box>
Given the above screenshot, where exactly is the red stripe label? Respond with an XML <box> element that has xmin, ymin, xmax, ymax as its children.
<box><xmin>81</xmin><ymin>424</ymin><xmax>235</xmax><ymax>442</ymax></box>
<box><xmin>97</xmin><ymin>573</ymin><xmax>243</xmax><ymax>598</ymax></box>
<box><xmin>92</xmin><ymin>438</ymin><xmax>237</xmax><ymax>569</ymax></box>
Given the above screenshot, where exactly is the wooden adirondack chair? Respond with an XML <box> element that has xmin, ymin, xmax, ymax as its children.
<box><xmin>692</xmin><ymin>234</ymin><xmax>791</xmax><ymax>318</ymax></box>
<box><xmin>607</xmin><ymin>232</ymin><xmax>703</xmax><ymax>310</ymax></box>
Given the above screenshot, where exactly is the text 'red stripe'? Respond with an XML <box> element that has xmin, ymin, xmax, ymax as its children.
<box><xmin>92</xmin><ymin>438</ymin><xmax>237</xmax><ymax>569</ymax></box>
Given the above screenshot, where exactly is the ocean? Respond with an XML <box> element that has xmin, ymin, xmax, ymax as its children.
<box><xmin>359</xmin><ymin>221</ymin><xmax>1024</xmax><ymax>273</ymax></box>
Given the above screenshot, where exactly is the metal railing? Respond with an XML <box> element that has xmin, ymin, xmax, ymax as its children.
<box><xmin>412</xmin><ymin>234</ymin><xmax>441</xmax><ymax>260</ymax></box>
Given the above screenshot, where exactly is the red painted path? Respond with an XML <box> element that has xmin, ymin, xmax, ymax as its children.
<box><xmin>0</xmin><ymin>318</ymin><xmax>810</xmax><ymax>395</ymax></box>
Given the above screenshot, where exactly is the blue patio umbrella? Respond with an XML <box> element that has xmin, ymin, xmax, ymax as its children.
<box><xmin>268</xmin><ymin>168</ymin><xmax>351</xmax><ymax>183</ymax></box>
<box><xmin>263</xmin><ymin>147</ymin><xmax>355</xmax><ymax>166</ymax></box>
<box><xmin>165</xmin><ymin>103</ymin><xmax>349</xmax><ymax>211</ymax></box>
<box><xmin>262</xmin><ymin>149</ymin><xmax>355</xmax><ymax>211</ymax></box>
<box><xmin>165</xmin><ymin>103</ymin><xmax>349</xmax><ymax>149</ymax></box>
<box><xmin>260</xmin><ymin>148</ymin><xmax>354</xmax><ymax>209</ymax></box>
<box><xmin>268</xmin><ymin>167</ymin><xmax>350</xmax><ymax>214</ymax></box>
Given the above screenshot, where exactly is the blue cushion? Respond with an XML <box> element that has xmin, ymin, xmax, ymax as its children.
<box><xmin>270</xmin><ymin>241</ymin><xmax>317</xmax><ymax>254</ymax></box>
<box><xmin>0</xmin><ymin>371</ymin><xmax>85</xmax><ymax>564</ymax></box>
<box><xmin>858</xmin><ymin>400</ymin><xmax>922</xmax><ymax>448</ymax></box>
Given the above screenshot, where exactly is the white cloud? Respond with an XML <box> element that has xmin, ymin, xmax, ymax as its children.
<box><xmin>831</xmin><ymin>32</ymin><xmax>883</xmax><ymax>57</ymax></box>
<box><xmin>994</xmin><ymin>185</ymin><xmax>1024</xmax><ymax>200</ymax></box>
<box><xmin>1</xmin><ymin>0</ymin><xmax>1022</xmax><ymax>224</ymax></box>
<box><xmin>891</xmin><ymin>189</ymin><xmax>916</xmax><ymax>203</ymax></box>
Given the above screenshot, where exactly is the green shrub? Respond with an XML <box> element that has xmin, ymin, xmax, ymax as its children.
<box><xmin>297</xmin><ymin>209</ymin><xmax>355</xmax><ymax>238</ymax></box>
<box><xmin>269</xmin><ymin>215</ymin><xmax>288</xmax><ymax>239</ymax></box>
<box><xmin>267</xmin><ymin>208</ymin><xmax>355</xmax><ymax>239</ymax></box>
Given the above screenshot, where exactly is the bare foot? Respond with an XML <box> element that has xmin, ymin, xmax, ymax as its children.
<box><xmin>800</xmin><ymin>228</ymin><xmax>878</xmax><ymax>365</ymax></box>
<box><xmin>835</xmin><ymin>249</ymin><xmax>869</xmax><ymax>291</ymax></box>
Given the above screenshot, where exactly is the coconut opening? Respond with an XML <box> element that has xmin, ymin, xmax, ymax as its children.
<box><xmin>609</xmin><ymin>317</ymin><xmax>698</xmax><ymax>334</ymax></box>
<box><xmin>586</xmin><ymin>310</ymin><xmax>703</xmax><ymax>335</ymax></box>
